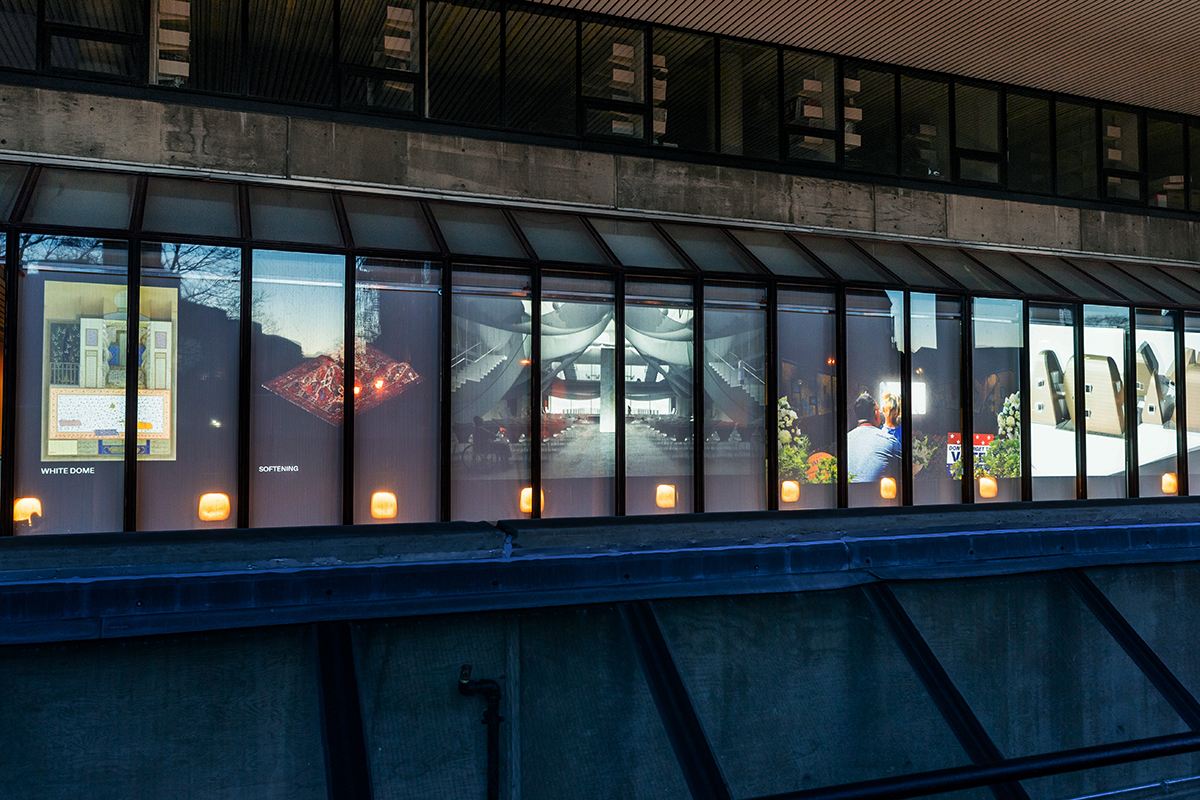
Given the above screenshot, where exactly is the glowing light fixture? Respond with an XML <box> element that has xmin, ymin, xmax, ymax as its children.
<box><xmin>979</xmin><ymin>476</ymin><xmax>998</xmax><ymax>498</ymax></box>
<box><xmin>374</xmin><ymin>379</ymin><xmax>385</xmax><ymax>389</ymax></box>
<box><xmin>879</xmin><ymin>477</ymin><xmax>897</xmax><ymax>500</ymax></box>
<box><xmin>13</xmin><ymin>497</ymin><xmax>41</xmax><ymax>523</ymax></box>
<box><xmin>371</xmin><ymin>491</ymin><xmax>398</xmax><ymax>519</ymax></box>
<box><xmin>780</xmin><ymin>480</ymin><xmax>800</xmax><ymax>504</ymax></box>
<box><xmin>353</xmin><ymin>385</ymin><xmax>361</xmax><ymax>395</ymax></box>
<box><xmin>519</xmin><ymin>487</ymin><xmax>545</xmax><ymax>514</ymax></box>
<box><xmin>197</xmin><ymin>492</ymin><xmax>230</xmax><ymax>522</ymax></box>
<box><xmin>520</xmin><ymin>359</ymin><xmax>531</xmax><ymax>366</ymax></box>
<box><xmin>656</xmin><ymin>484</ymin><xmax>676</xmax><ymax>509</ymax></box>
<box><xmin>1163</xmin><ymin>472</ymin><xmax>1179</xmax><ymax>495</ymax></box>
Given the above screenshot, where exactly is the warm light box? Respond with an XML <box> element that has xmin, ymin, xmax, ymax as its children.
<box><xmin>979</xmin><ymin>476</ymin><xmax>998</xmax><ymax>498</ymax></box>
<box><xmin>13</xmin><ymin>497</ymin><xmax>41</xmax><ymax>523</ymax></box>
<box><xmin>520</xmin><ymin>487</ymin><xmax>545</xmax><ymax>514</ymax></box>
<box><xmin>780</xmin><ymin>480</ymin><xmax>800</xmax><ymax>504</ymax></box>
<box><xmin>879</xmin><ymin>477</ymin><xmax>897</xmax><ymax>499</ymax></box>
<box><xmin>656</xmin><ymin>484</ymin><xmax>676</xmax><ymax>509</ymax></box>
<box><xmin>1163</xmin><ymin>473</ymin><xmax>1178</xmax><ymax>495</ymax></box>
<box><xmin>197</xmin><ymin>493</ymin><xmax>230</xmax><ymax>522</ymax></box>
<box><xmin>371</xmin><ymin>491</ymin><xmax>398</xmax><ymax>519</ymax></box>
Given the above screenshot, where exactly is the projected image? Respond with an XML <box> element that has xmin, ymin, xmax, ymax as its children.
<box><xmin>41</xmin><ymin>280</ymin><xmax>177</xmax><ymax>461</ymax></box>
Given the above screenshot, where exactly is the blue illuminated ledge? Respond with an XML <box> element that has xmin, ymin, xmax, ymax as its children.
<box><xmin>1</xmin><ymin>498</ymin><xmax>1200</xmax><ymax>645</ymax></box>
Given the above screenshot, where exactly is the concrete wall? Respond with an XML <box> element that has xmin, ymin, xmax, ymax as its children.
<box><xmin>1</xmin><ymin>85</ymin><xmax>1196</xmax><ymax>263</ymax></box>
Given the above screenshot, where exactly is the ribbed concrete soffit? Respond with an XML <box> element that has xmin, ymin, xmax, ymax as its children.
<box><xmin>531</xmin><ymin>0</ymin><xmax>1200</xmax><ymax>116</ymax></box>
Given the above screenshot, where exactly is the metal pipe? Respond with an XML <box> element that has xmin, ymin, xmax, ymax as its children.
<box><xmin>458</xmin><ymin>664</ymin><xmax>503</xmax><ymax>800</ymax></box>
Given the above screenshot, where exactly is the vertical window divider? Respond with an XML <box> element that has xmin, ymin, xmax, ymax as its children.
<box><xmin>1020</xmin><ymin>300</ymin><xmax>1033</xmax><ymax>501</ymax></box>
<box><xmin>123</xmin><ymin>239</ymin><xmax>142</xmax><ymax>533</ymax></box>
<box><xmin>332</xmin><ymin>0</ymin><xmax>343</xmax><ymax>111</ymax></box>
<box><xmin>1074</xmin><ymin>302</ymin><xmax>1088</xmax><ymax>499</ymax></box>
<box><xmin>835</xmin><ymin>286</ymin><xmax>848</xmax><ymax>508</ymax></box>
<box><xmin>1127</xmin><ymin>309</ymin><xmax>1139</xmax><ymax>498</ymax></box>
<box><xmin>712</xmin><ymin>37</ymin><xmax>721</xmax><ymax>155</ymax></box>
<box><xmin>574</xmin><ymin>17</ymin><xmax>583</xmax><ymax>138</ymax></box>
<box><xmin>900</xmin><ymin>289</ymin><xmax>913</xmax><ymax>506</ymax></box>
<box><xmin>1</xmin><ymin>229</ymin><xmax>19</xmax><ymax>536</ymax></box>
<box><xmin>236</xmin><ymin>242</ymin><xmax>252</xmax><ymax>528</ymax></box>
<box><xmin>776</xmin><ymin>47</ymin><xmax>786</xmax><ymax>162</ymax></box>
<box><xmin>960</xmin><ymin>295</ymin><xmax>974</xmax><ymax>503</ymax></box>
<box><xmin>615</xmin><ymin>270</ymin><xmax>627</xmax><ymax>515</ymax></box>
<box><xmin>948</xmin><ymin>82</ymin><xmax>958</xmax><ymax>182</ymax></box>
<box><xmin>342</xmin><ymin>251</ymin><xmax>355</xmax><ymax>526</ymax></box>
<box><xmin>693</xmin><ymin>276</ymin><xmax>704</xmax><ymax>513</ymax></box>
<box><xmin>439</xmin><ymin>256</ymin><xmax>452</xmax><ymax>521</ymax></box>
<box><xmin>1175</xmin><ymin>309</ymin><xmax>1190</xmax><ymax>496</ymax></box>
<box><xmin>35</xmin><ymin>0</ymin><xmax>46</xmax><ymax>73</ymax></box>
<box><xmin>1</xmin><ymin>166</ymin><xmax>38</xmax><ymax>537</ymax></box>
<box><xmin>239</xmin><ymin>0</ymin><xmax>251</xmax><ymax>97</ymax></box>
<box><xmin>1049</xmin><ymin>98</ymin><xmax>1059</xmax><ymax>197</ymax></box>
<box><xmin>766</xmin><ymin>281</ymin><xmax>779</xmax><ymax>511</ymax></box>
<box><xmin>499</xmin><ymin>0</ymin><xmax>508</xmax><ymax>129</ymax></box>
<box><xmin>529</xmin><ymin>266</ymin><xmax>542</xmax><ymax>519</ymax></box>
<box><xmin>998</xmin><ymin>87</ymin><xmax>1009</xmax><ymax>188</ymax></box>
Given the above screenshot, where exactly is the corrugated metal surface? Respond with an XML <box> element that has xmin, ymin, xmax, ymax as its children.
<box><xmin>530</xmin><ymin>0</ymin><xmax>1200</xmax><ymax>116</ymax></box>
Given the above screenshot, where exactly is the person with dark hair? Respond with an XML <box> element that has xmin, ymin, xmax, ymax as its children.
<box><xmin>847</xmin><ymin>392</ymin><xmax>900</xmax><ymax>482</ymax></box>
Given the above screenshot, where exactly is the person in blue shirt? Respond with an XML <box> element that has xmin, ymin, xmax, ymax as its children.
<box><xmin>847</xmin><ymin>392</ymin><xmax>901</xmax><ymax>482</ymax></box>
<box><xmin>881</xmin><ymin>392</ymin><xmax>902</xmax><ymax>442</ymax></box>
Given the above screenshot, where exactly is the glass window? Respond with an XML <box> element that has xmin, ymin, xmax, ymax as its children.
<box><xmin>972</xmin><ymin>298</ymin><xmax>1023</xmax><ymax>502</ymax></box>
<box><xmin>341</xmin><ymin>0</ymin><xmax>419</xmax><ymax>72</ymax></box>
<box><xmin>14</xmin><ymin>236</ymin><xmax>128</xmax><ymax>534</ymax></box>
<box><xmin>0</xmin><ymin>162</ymin><xmax>27</xmax><ymax>222</ymax></box>
<box><xmin>1007</xmin><ymin>93</ymin><xmax>1053</xmax><ymax>194</ymax></box>
<box><xmin>900</xmin><ymin>76</ymin><xmax>949</xmax><ymax>181</ymax></box>
<box><xmin>784</xmin><ymin>52</ymin><xmax>835</xmax><ymax>132</ymax></box>
<box><xmin>1187</xmin><ymin>313</ymin><xmax>1200</xmax><ymax>495</ymax></box>
<box><xmin>511</xmin><ymin>211</ymin><xmax>609</xmax><ymax>265</ymax></box>
<box><xmin>720</xmin><ymin>41</ymin><xmax>778</xmax><ymax>160</ymax></box>
<box><xmin>429</xmin><ymin>204</ymin><xmax>525</xmax><ymax>259</ymax></box>
<box><xmin>660</xmin><ymin>225</ymin><xmax>759</xmax><ymax>274</ymax></box>
<box><xmin>777</xmin><ymin>289</ymin><xmax>837</xmax><ymax>510</ymax></box>
<box><xmin>1144</xmin><ymin>264</ymin><xmax>1200</xmax><ymax>307</ymax></box>
<box><xmin>652</xmin><ymin>29</ymin><xmax>714</xmax><ymax>151</ymax></box>
<box><xmin>342</xmin><ymin>194</ymin><xmax>437</xmax><ymax>252</ymax></box>
<box><xmin>354</xmin><ymin>259</ymin><xmax>440</xmax><ymax>524</ymax></box>
<box><xmin>1081</xmin><ymin>305</ymin><xmax>1129</xmax><ymax>499</ymax></box>
<box><xmin>1147</xmin><ymin>117</ymin><xmax>1186</xmax><ymax>210</ymax></box>
<box><xmin>911</xmin><ymin>294</ymin><xmax>962</xmax><ymax>505</ymax></box>
<box><xmin>589</xmin><ymin>218</ymin><xmax>685</xmax><ymax>270</ymax></box>
<box><xmin>249</xmin><ymin>250</ymin><xmax>345</xmax><ymax>527</ymax></box>
<box><xmin>142</xmin><ymin>178</ymin><xmax>239</xmax><ymax>238</ymax></box>
<box><xmin>1135</xmin><ymin>310</ymin><xmax>1179</xmax><ymax>497</ymax></box>
<box><xmin>1065</xmin><ymin>258</ymin><xmax>1167</xmax><ymax>306</ymax></box>
<box><xmin>248</xmin><ymin>187</ymin><xmax>342</xmax><ymax>246</ymax></box>
<box><xmin>955</xmin><ymin>84</ymin><xmax>999</xmax><ymax>153</ymax></box>
<box><xmin>1030</xmin><ymin>303</ymin><xmax>1077</xmax><ymax>501</ymax></box>
<box><xmin>730</xmin><ymin>230</ymin><xmax>826</xmax><ymax>280</ymax></box>
<box><xmin>506</xmin><ymin>9</ymin><xmax>575</xmax><ymax>136</ymax></box>
<box><xmin>137</xmin><ymin>243</ymin><xmax>240</xmax><ymax>530</ymax></box>
<box><xmin>846</xmin><ymin>290</ymin><xmax>903</xmax><ymax>508</ymax></box>
<box><xmin>1057</xmin><ymin>101</ymin><xmax>1099</xmax><ymax>199</ymax></box>
<box><xmin>25</xmin><ymin>168</ymin><xmax>135</xmax><ymax>230</ymax></box>
<box><xmin>586</xmin><ymin>107</ymin><xmax>644</xmax><ymax>140</ymax></box>
<box><xmin>450</xmin><ymin>271</ymin><xmax>530</xmax><ymax>521</ymax></box>
<box><xmin>910</xmin><ymin>246</ymin><xmax>1013</xmax><ymax>294</ymax></box>
<box><xmin>427</xmin><ymin>0</ymin><xmax>501</xmax><ymax>125</ymax></box>
<box><xmin>892</xmin><ymin>573</ymin><xmax>1193</xmax><ymax>800</ymax></box>
<box><xmin>541</xmin><ymin>277</ymin><xmax>616</xmax><ymax>518</ymax></box>
<box><xmin>625</xmin><ymin>281</ymin><xmax>693</xmax><ymax>515</ymax></box>
<box><xmin>0</xmin><ymin>0</ymin><xmax>37</xmax><ymax>70</ymax></box>
<box><xmin>152</xmin><ymin>0</ymin><xmax>240</xmax><ymax>92</ymax></box>
<box><xmin>583</xmin><ymin>22</ymin><xmax>644</xmax><ymax>104</ymax></box>
<box><xmin>47</xmin><ymin>0</ymin><xmax>142</xmax><ymax>32</ymax></box>
<box><xmin>844</xmin><ymin>63</ymin><xmax>896</xmax><ymax>174</ymax></box>
<box><xmin>340</xmin><ymin>0</ymin><xmax>418</xmax><ymax>111</ymax></box>
<box><xmin>797</xmin><ymin>236</ymin><xmax>893</xmax><ymax>284</ymax></box>
<box><xmin>854</xmin><ymin>240</ymin><xmax>955</xmax><ymax>290</ymax></box>
<box><xmin>1103</xmin><ymin>108</ymin><xmax>1139</xmax><ymax>172</ymax></box>
<box><xmin>247</xmin><ymin>0</ymin><xmax>335</xmax><ymax>105</ymax></box>
<box><xmin>653</xmin><ymin>591</ymin><xmax>979</xmax><ymax>798</ymax></box>
<box><xmin>971</xmin><ymin>249</ymin><xmax>1068</xmax><ymax>298</ymax></box>
<box><xmin>49</xmin><ymin>36</ymin><xmax>138</xmax><ymax>78</ymax></box>
<box><xmin>1020</xmin><ymin>254</ymin><xmax>1120</xmax><ymax>303</ymax></box>
<box><xmin>1191</xmin><ymin>125</ymin><xmax>1200</xmax><ymax>212</ymax></box>
<box><xmin>703</xmin><ymin>285</ymin><xmax>766</xmax><ymax>512</ymax></box>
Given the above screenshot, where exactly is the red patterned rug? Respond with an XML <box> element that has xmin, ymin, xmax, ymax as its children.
<box><xmin>263</xmin><ymin>344</ymin><xmax>421</xmax><ymax>425</ymax></box>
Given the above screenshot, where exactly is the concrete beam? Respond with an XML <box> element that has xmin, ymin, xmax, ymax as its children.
<box><xmin>0</xmin><ymin>85</ymin><xmax>1195</xmax><ymax>263</ymax></box>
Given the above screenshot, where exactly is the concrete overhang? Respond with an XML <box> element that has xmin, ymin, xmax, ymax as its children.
<box><xmin>532</xmin><ymin>0</ymin><xmax>1200</xmax><ymax>117</ymax></box>
<box><xmin>4</xmin><ymin>499</ymin><xmax>1200</xmax><ymax>645</ymax></box>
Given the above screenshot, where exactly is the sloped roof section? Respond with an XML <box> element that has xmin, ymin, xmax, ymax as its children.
<box><xmin>530</xmin><ymin>0</ymin><xmax>1200</xmax><ymax>116</ymax></box>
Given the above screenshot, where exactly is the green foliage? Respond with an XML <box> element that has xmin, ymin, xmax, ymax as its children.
<box><xmin>912</xmin><ymin>434</ymin><xmax>946</xmax><ymax>479</ymax></box>
<box><xmin>777</xmin><ymin>396</ymin><xmax>838</xmax><ymax>484</ymax></box>
<box><xmin>951</xmin><ymin>391</ymin><xmax>1022</xmax><ymax>479</ymax></box>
